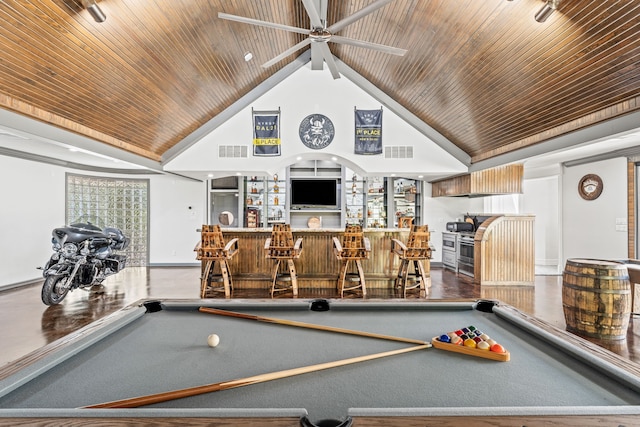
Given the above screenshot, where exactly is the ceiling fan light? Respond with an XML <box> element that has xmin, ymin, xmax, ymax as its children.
<box><xmin>535</xmin><ymin>0</ymin><xmax>558</xmax><ymax>23</ymax></box>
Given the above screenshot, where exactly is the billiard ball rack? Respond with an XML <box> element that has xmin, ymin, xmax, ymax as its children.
<box><xmin>431</xmin><ymin>337</ymin><xmax>510</xmax><ymax>361</ymax></box>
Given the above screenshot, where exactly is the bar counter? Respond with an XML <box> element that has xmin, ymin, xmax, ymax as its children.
<box><xmin>202</xmin><ymin>228</ymin><xmax>415</xmax><ymax>291</ymax></box>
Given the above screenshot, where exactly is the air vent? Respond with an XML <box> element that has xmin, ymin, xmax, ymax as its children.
<box><xmin>384</xmin><ymin>146</ymin><xmax>414</xmax><ymax>159</ymax></box>
<box><xmin>219</xmin><ymin>145</ymin><xmax>248</xmax><ymax>158</ymax></box>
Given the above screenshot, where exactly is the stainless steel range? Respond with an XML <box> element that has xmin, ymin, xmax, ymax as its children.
<box><xmin>457</xmin><ymin>232</ymin><xmax>475</xmax><ymax>277</ymax></box>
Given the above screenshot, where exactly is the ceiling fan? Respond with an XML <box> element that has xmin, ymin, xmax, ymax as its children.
<box><xmin>218</xmin><ymin>0</ymin><xmax>407</xmax><ymax>79</ymax></box>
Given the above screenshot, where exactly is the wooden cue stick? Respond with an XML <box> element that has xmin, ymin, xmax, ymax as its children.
<box><xmin>84</xmin><ymin>344</ymin><xmax>430</xmax><ymax>409</ymax></box>
<box><xmin>198</xmin><ymin>307</ymin><xmax>429</xmax><ymax>345</ymax></box>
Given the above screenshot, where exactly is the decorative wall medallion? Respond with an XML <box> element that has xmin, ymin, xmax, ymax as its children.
<box><xmin>299</xmin><ymin>114</ymin><xmax>335</xmax><ymax>149</ymax></box>
<box><xmin>578</xmin><ymin>174</ymin><xmax>603</xmax><ymax>200</ymax></box>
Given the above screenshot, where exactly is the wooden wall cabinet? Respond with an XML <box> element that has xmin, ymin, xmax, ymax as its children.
<box><xmin>432</xmin><ymin>163</ymin><xmax>523</xmax><ymax>197</ymax></box>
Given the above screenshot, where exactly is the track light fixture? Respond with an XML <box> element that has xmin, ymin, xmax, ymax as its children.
<box><xmin>81</xmin><ymin>0</ymin><xmax>106</xmax><ymax>23</ymax></box>
<box><xmin>535</xmin><ymin>0</ymin><xmax>559</xmax><ymax>23</ymax></box>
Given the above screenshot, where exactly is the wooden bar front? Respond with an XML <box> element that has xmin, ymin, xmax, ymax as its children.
<box><xmin>474</xmin><ymin>215</ymin><xmax>535</xmax><ymax>286</ymax></box>
<box><xmin>202</xmin><ymin>228</ymin><xmax>413</xmax><ymax>291</ymax></box>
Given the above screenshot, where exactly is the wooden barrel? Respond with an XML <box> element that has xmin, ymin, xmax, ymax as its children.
<box><xmin>562</xmin><ymin>259</ymin><xmax>631</xmax><ymax>340</ymax></box>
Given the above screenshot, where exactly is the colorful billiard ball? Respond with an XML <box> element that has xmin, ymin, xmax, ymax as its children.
<box><xmin>439</xmin><ymin>334</ymin><xmax>451</xmax><ymax>343</ymax></box>
<box><xmin>463</xmin><ymin>338</ymin><xmax>477</xmax><ymax>348</ymax></box>
<box><xmin>477</xmin><ymin>341</ymin><xmax>491</xmax><ymax>351</ymax></box>
<box><xmin>490</xmin><ymin>343</ymin><xmax>505</xmax><ymax>353</ymax></box>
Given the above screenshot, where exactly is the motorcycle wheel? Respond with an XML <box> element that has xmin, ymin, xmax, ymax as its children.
<box><xmin>41</xmin><ymin>275</ymin><xmax>70</xmax><ymax>305</ymax></box>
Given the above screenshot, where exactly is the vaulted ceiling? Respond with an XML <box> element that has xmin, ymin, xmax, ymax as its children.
<box><xmin>1</xmin><ymin>0</ymin><xmax>639</xmax><ymax>171</ymax></box>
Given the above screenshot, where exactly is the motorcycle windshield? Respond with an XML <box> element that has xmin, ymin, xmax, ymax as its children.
<box><xmin>68</xmin><ymin>215</ymin><xmax>107</xmax><ymax>231</ymax></box>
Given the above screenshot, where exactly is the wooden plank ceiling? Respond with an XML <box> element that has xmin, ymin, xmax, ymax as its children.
<box><xmin>0</xmin><ymin>0</ymin><xmax>639</xmax><ymax>165</ymax></box>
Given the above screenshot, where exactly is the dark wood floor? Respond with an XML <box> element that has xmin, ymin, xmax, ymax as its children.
<box><xmin>1</xmin><ymin>266</ymin><xmax>638</xmax><ymax>367</ymax></box>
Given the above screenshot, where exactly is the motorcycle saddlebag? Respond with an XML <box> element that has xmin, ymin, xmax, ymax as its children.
<box><xmin>105</xmin><ymin>254</ymin><xmax>127</xmax><ymax>273</ymax></box>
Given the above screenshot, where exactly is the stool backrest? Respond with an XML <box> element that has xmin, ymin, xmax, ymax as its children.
<box><xmin>199</xmin><ymin>225</ymin><xmax>227</xmax><ymax>258</ymax></box>
<box><xmin>340</xmin><ymin>224</ymin><xmax>366</xmax><ymax>258</ymax></box>
<box><xmin>405</xmin><ymin>225</ymin><xmax>431</xmax><ymax>258</ymax></box>
<box><xmin>268</xmin><ymin>224</ymin><xmax>294</xmax><ymax>257</ymax></box>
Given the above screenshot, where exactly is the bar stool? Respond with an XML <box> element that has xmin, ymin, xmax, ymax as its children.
<box><xmin>398</xmin><ymin>216</ymin><xmax>414</xmax><ymax>229</ymax></box>
<box><xmin>333</xmin><ymin>225</ymin><xmax>370</xmax><ymax>297</ymax></box>
<box><xmin>391</xmin><ymin>225</ymin><xmax>432</xmax><ymax>297</ymax></box>
<box><xmin>195</xmin><ymin>225</ymin><xmax>239</xmax><ymax>298</ymax></box>
<box><xmin>264</xmin><ymin>224</ymin><xmax>303</xmax><ymax>297</ymax></box>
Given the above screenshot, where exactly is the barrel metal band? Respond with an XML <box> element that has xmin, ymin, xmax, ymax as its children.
<box><xmin>562</xmin><ymin>282</ymin><xmax>631</xmax><ymax>294</ymax></box>
<box><xmin>564</xmin><ymin>271</ymin><xmax>629</xmax><ymax>281</ymax></box>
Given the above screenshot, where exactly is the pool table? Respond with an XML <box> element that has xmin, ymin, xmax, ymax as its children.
<box><xmin>1</xmin><ymin>299</ymin><xmax>640</xmax><ymax>426</ymax></box>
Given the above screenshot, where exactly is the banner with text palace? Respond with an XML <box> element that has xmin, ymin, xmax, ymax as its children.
<box><xmin>252</xmin><ymin>109</ymin><xmax>281</xmax><ymax>156</ymax></box>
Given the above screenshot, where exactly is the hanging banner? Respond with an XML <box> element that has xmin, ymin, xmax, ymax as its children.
<box><xmin>354</xmin><ymin>108</ymin><xmax>383</xmax><ymax>155</ymax></box>
<box><xmin>252</xmin><ymin>108</ymin><xmax>281</xmax><ymax>156</ymax></box>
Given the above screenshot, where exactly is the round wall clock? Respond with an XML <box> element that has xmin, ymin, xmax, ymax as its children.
<box><xmin>299</xmin><ymin>114</ymin><xmax>335</xmax><ymax>149</ymax></box>
<box><xmin>578</xmin><ymin>174</ymin><xmax>603</xmax><ymax>200</ymax></box>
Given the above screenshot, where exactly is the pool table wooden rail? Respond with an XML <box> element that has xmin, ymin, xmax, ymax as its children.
<box><xmin>1</xmin><ymin>299</ymin><xmax>640</xmax><ymax>427</ymax></box>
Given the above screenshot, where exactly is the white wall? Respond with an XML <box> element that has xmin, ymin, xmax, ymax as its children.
<box><xmin>0</xmin><ymin>155</ymin><xmax>66</xmax><ymax>287</ymax></box>
<box><xmin>0</xmin><ymin>155</ymin><xmax>204</xmax><ymax>289</ymax></box>
<box><xmin>562</xmin><ymin>157</ymin><xmax>628</xmax><ymax>263</ymax></box>
<box><xmin>523</xmin><ymin>175</ymin><xmax>561</xmax><ymax>273</ymax></box>
<box><xmin>149</xmin><ymin>174</ymin><xmax>207</xmax><ymax>264</ymax></box>
<box><xmin>165</xmin><ymin>64</ymin><xmax>467</xmax><ymax>179</ymax></box>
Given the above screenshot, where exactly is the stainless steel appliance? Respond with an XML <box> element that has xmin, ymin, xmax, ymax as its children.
<box><xmin>441</xmin><ymin>232</ymin><xmax>458</xmax><ymax>272</ymax></box>
<box><xmin>457</xmin><ymin>232</ymin><xmax>475</xmax><ymax>277</ymax></box>
<box><xmin>446</xmin><ymin>221</ymin><xmax>474</xmax><ymax>232</ymax></box>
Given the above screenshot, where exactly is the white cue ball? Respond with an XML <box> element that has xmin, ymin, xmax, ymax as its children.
<box><xmin>207</xmin><ymin>334</ymin><xmax>220</xmax><ymax>348</ymax></box>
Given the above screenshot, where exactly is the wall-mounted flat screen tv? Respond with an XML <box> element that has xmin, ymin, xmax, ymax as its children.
<box><xmin>290</xmin><ymin>179</ymin><xmax>338</xmax><ymax>209</ymax></box>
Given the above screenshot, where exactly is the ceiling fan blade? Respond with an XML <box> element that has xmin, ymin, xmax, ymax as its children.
<box><xmin>300</xmin><ymin>0</ymin><xmax>324</xmax><ymax>29</ymax></box>
<box><xmin>327</xmin><ymin>0</ymin><xmax>393</xmax><ymax>33</ymax></box>
<box><xmin>317</xmin><ymin>42</ymin><xmax>341</xmax><ymax>79</ymax></box>
<box><xmin>261</xmin><ymin>38</ymin><xmax>312</xmax><ymax>69</ymax></box>
<box><xmin>331</xmin><ymin>35</ymin><xmax>407</xmax><ymax>56</ymax></box>
<box><xmin>218</xmin><ymin>12</ymin><xmax>310</xmax><ymax>35</ymax></box>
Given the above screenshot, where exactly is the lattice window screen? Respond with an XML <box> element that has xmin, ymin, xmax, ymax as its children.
<box><xmin>65</xmin><ymin>174</ymin><xmax>149</xmax><ymax>267</ymax></box>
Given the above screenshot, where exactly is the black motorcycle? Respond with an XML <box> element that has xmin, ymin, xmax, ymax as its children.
<box><xmin>40</xmin><ymin>219</ymin><xmax>129</xmax><ymax>305</ymax></box>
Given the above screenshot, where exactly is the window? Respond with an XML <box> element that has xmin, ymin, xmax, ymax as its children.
<box><xmin>66</xmin><ymin>174</ymin><xmax>149</xmax><ymax>266</ymax></box>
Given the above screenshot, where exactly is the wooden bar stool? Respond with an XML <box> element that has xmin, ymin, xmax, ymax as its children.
<box><xmin>391</xmin><ymin>225</ymin><xmax>432</xmax><ymax>297</ymax></box>
<box><xmin>195</xmin><ymin>225</ymin><xmax>239</xmax><ymax>298</ymax></box>
<box><xmin>333</xmin><ymin>225</ymin><xmax>370</xmax><ymax>297</ymax></box>
<box><xmin>264</xmin><ymin>224</ymin><xmax>303</xmax><ymax>297</ymax></box>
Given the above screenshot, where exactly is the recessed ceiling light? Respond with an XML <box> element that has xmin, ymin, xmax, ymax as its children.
<box><xmin>418</xmin><ymin>175</ymin><xmax>424</xmax><ymax>179</ymax></box>
<box><xmin>208</xmin><ymin>173</ymin><xmax>214</xmax><ymax>178</ymax></box>
<box><xmin>244</xmin><ymin>52</ymin><xmax>253</xmax><ymax>62</ymax></box>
